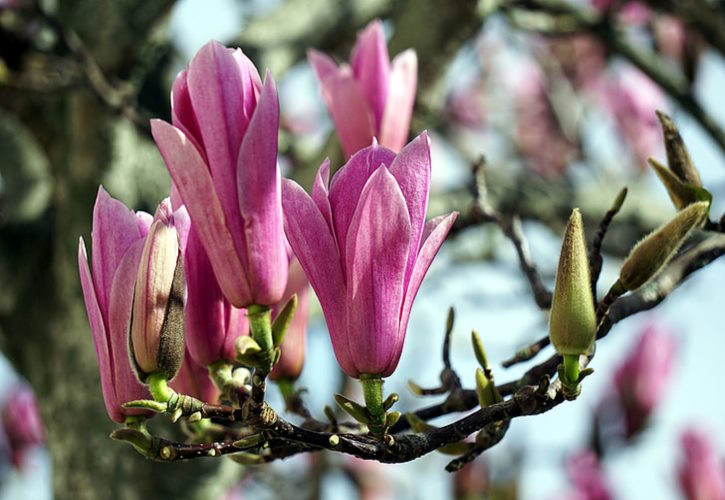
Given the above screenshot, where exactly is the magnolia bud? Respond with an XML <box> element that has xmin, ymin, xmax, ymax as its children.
<box><xmin>656</xmin><ymin>110</ymin><xmax>702</xmax><ymax>187</ymax></box>
<box><xmin>549</xmin><ymin>209</ymin><xmax>596</xmax><ymax>357</ymax></box>
<box><xmin>130</xmin><ymin>217</ymin><xmax>186</xmax><ymax>382</ymax></box>
<box><xmin>619</xmin><ymin>201</ymin><xmax>708</xmax><ymax>292</ymax></box>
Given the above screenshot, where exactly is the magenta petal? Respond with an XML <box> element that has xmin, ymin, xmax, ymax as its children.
<box><xmin>328</xmin><ymin>143</ymin><xmax>396</xmax><ymax>261</ymax></box>
<box><xmin>79</xmin><ymin>238</ymin><xmax>121</xmax><ymax>423</ymax></box>
<box><xmin>171</xmin><ymin>69</ymin><xmax>205</xmax><ymax>156</ymax></box>
<box><xmin>388</xmin><ymin>132</ymin><xmax>432</xmax><ymax>283</ymax></box>
<box><xmin>311</xmin><ymin>159</ymin><xmax>334</xmax><ymax>231</ymax></box>
<box><xmin>319</xmin><ymin>68</ymin><xmax>376</xmax><ymax>158</ymax></box>
<box><xmin>237</xmin><ymin>72</ymin><xmax>288</xmax><ymax>305</ymax></box>
<box><xmin>91</xmin><ymin>186</ymin><xmax>145</xmax><ymax>320</ymax></box>
<box><xmin>185</xmin><ymin>226</ymin><xmax>241</xmax><ymax>365</ymax></box>
<box><xmin>350</xmin><ymin>20</ymin><xmax>390</xmax><ymax>130</ymax></box>
<box><xmin>345</xmin><ymin>166</ymin><xmax>411</xmax><ymax>376</ymax></box>
<box><xmin>395</xmin><ymin>212</ymin><xmax>457</xmax><ymax>359</ymax></box>
<box><xmin>187</xmin><ymin>41</ymin><xmax>248</xmax><ymax>247</ymax></box>
<box><xmin>380</xmin><ymin>50</ymin><xmax>417</xmax><ymax>152</ymax></box>
<box><xmin>152</xmin><ymin>119</ymin><xmax>251</xmax><ymax>307</ymax></box>
<box><xmin>308</xmin><ymin>49</ymin><xmax>339</xmax><ymax>83</ymax></box>
<box><xmin>232</xmin><ymin>48</ymin><xmax>263</xmax><ymax>121</ymax></box>
<box><xmin>281</xmin><ymin>179</ymin><xmax>353</xmax><ymax>375</ymax></box>
<box><xmin>108</xmin><ymin>239</ymin><xmax>152</xmax><ymax>413</ymax></box>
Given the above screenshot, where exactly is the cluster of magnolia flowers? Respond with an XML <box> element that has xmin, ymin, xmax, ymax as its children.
<box><xmin>77</xmin><ymin>22</ymin><xmax>455</xmax><ymax>432</ymax></box>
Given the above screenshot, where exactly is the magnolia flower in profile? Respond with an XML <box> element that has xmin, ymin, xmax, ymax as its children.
<box><xmin>152</xmin><ymin>40</ymin><xmax>288</xmax><ymax>309</ymax></box>
<box><xmin>1</xmin><ymin>384</ymin><xmax>45</xmax><ymax>469</ymax></box>
<box><xmin>309</xmin><ymin>20</ymin><xmax>417</xmax><ymax>157</ymax></box>
<box><xmin>282</xmin><ymin>133</ymin><xmax>457</xmax><ymax>378</ymax></box>
<box><xmin>78</xmin><ymin>187</ymin><xmax>154</xmax><ymax>423</ymax></box>
<box><xmin>678</xmin><ymin>428</ymin><xmax>725</xmax><ymax>500</ymax></box>
<box><xmin>613</xmin><ymin>323</ymin><xmax>677</xmax><ymax>438</ymax></box>
<box><xmin>566</xmin><ymin>451</ymin><xmax>613</xmax><ymax>500</ymax></box>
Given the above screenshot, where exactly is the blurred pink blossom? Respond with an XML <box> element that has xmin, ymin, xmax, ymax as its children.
<box><xmin>1</xmin><ymin>385</ymin><xmax>45</xmax><ymax>470</ymax></box>
<box><xmin>678</xmin><ymin>428</ymin><xmax>725</xmax><ymax>500</ymax></box>
<box><xmin>591</xmin><ymin>0</ymin><xmax>651</xmax><ymax>25</ymax></box>
<box><xmin>566</xmin><ymin>451</ymin><xmax>613</xmax><ymax>500</ymax></box>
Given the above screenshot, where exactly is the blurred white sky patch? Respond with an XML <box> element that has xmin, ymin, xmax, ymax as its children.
<box><xmin>170</xmin><ymin>0</ymin><xmax>246</xmax><ymax>58</ymax></box>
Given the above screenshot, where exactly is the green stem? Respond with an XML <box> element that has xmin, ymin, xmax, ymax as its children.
<box><xmin>360</xmin><ymin>373</ymin><xmax>385</xmax><ymax>437</ymax></box>
<box><xmin>248</xmin><ymin>305</ymin><xmax>273</xmax><ymax>370</ymax></box>
<box><xmin>562</xmin><ymin>354</ymin><xmax>580</xmax><ymax>386</ymax></box>
<box><xmin>277</xmin><ymin>378</ymin><xmax>295</xmax><ymax>401</ymax></box>
<box><xmin>147</xmin><ymin>372</ymin><xmax>174</xmax><ymax>402</ymax></box>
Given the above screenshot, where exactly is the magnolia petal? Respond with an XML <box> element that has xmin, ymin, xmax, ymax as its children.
<box><xmin>380</xmin><ymin>50</ymin><xmax>417</xmax><ymax>152</ymax></box>
<box><xmin>170</xmin><ymin>69</ymin><xmax>205</xmax><ymax>156</ymax></box>
<box><xmin>320</xmin><ymin>68</ymin><xmax>376</xmax><ymax>158</ymax></box>
<box><xmin>237</xmin><ymin>72</ymin><xmax>288</xmax><ymax>305</ymax></box>
<box><xmin>388</xmin><ymin>132</ymin><xmax>432</xmax><ymax>285</ymax></box>
<box><xmin>108</xmin><ymin>240</ymin><xmax>151</xmax><ymax>415</ymax></box>
<box><xmin>391</xmin><ymin>212</ymin><xmax>457</xmax><ymax>373</ymax></box>
<box><xmin>91</xmin><ymin>186</ymin><xmax>145</xmax><ymax>320</ymax></box>
<box><xmin>308</xmin><ymin>49</ymin><xmax>339</xmax><ymax>84</ymax></box>
<box><xmin>232</xmin><ymin>48</ymin><xmax>263</xmax><ymax>121</ymax></box>
<box><xmin>345</xmin><ymin>166</ymin><xmax>411</xmax><ymax>376</ymax></box>
<box><xmin>78</xmin><ymin>238</ymin><xmax>121</xmax><ymax>423</ymax></box>
<box><xmin>350</xmin><ymin>20</ymin><xmax>390</xmax><ymax>130</ymax></box>
<box><xmin>328</xmin><ymin>143</ymin><xmax>396</xmax><ymax>262</ymax></box>
<box><xmin>151</xmin><ymin>119</ymin><xmax>251</xmax><ymax>307</ymax></box>
<box><xmin>311</xmin><ymin>159</ymin><xmax>334</xmax><ymax>232</ymax></box>
<box><xmin>281</xmin><ymin>179</ymin><xmax>353</xmax><ymax>375</ymax></box>
<box><xmin>187</xmin><ymin>41</ymin><xmax>248</xmax><ymax>246</ymax></box>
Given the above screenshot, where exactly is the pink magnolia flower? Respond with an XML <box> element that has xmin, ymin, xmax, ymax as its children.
<box><xmin>270</xmin><ymin>257</ymin><xmax>311</xmax><ymax>382</ymax></box>
<box><xmin>602</xmin><ymin>67</ymin><xmax>666</xmax><ymax>168</ymax></box>
<box><xmin>309</xmin><ymin>20</ymin><xmax>417</xmax><ymax>157</ymax></box>
<box><xmin>171</xmin><ymin>350</ymin><xmax>221</xmax><ymax>404</ymax></box>
<box><xmin>678</xmin><ymin>428</ymin><xmax>725</xmax><ymax>500</ymax></box>
<box><xmin>78</xmin><ymin>187</ymin><xmax>154</xmax><ymax>423</ymax></box>
<box><xmin>613</xmin><ymin>323</ymin><xmax>676</xmax><ymax>438</ymax></box>
<box><xmin>566</xmin><ymin>451</ymin><xmax>613</xmax><ymax>500</ymax></box>
<box><xmin>151</xmin><ymin>40</ymin><xmax>288</xmax><ymax>308</ymax></box>
<box><xmin>2</xmin><ymin>385</ymin><xmax>45</xmax><ymax>469</ymax></box>
<box><xmin>282</xmin><ymin>133</ymin><xmax>457</xmax><ymax>378</ymax></box>
<box><xmin>591</xmin><ymin>0</ymin><xmax>651</xmax><ymax>25</ymax></box>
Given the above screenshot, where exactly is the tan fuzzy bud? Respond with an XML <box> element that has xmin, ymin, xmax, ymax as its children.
<box><xmin>549</xmin><ymin>209</ymin><xmax>596</xmax><ymax>357</ymax></box>
<box><xmin>649</xmin><ymin>157</ymin><xmax>711</xmax><ymax>210</ymax></box>
<box><xmin>620</xmin><ymin>201</ymin><xmax>709</xmax><ymax>291</ymax></box>
<box><xmin>656</xmin><ymin>110</ymin><xmax>702</xmax><ymax>187</ymax></box>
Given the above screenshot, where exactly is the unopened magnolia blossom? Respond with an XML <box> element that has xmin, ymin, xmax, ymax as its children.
<box><xmin>78</xmin><ymin>187</ymin><xmax>154</xmax><ymax>423</ymax></box>
<box><xmin>678</xmin><ymin>428</ymin><xmax>725</xmax><ymax>500</ymax></box>
<box><xmin>152</xmin><ymin>40</ymin><xmax>288</xmax><ymax>308</ymax></box>
<box><xmin>309</xmin><ymin>20</ymin><xmax>417</xmax><ymax>157</ymax></box>
<box><xmin>282</xmin><ymin>134</ymin><xmax>457</xmax><ymax>378</ymax></box>
<box><xmin>1</xmin><ymin>385</ymin><xmax>45</xmax><ymax>469</ymax></box>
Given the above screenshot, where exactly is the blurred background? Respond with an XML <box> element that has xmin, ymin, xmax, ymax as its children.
<box><xmin>0</xmin><ymin>0</ymin><xmax>724</xmax><ymax>498</ymax></box>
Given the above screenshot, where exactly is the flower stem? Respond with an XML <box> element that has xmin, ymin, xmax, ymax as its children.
<box><xmin>360</xmin><ymin>373</ymin><xmax>385</xmax><ymax>438</ymax></box>
<box><xmin>248</xmin><ymin>305</ymin><xmax>273</xmax><ymax>371</ymax></box>
<box><xmin>147</xmin><ymin>372</ymin><xmax>173</xmax><ymax>402</ymax></box>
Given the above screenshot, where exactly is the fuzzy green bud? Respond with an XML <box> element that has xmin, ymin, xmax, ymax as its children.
<box><xmin>549</xmin><ymin>209</ymin><xmax>597</xmax><ymax>357</ymax></box>
<box><xmin>619</xmin><ymin>201</ymin><xmax>709</xmax><ymax>291</ymax></box>
<box><xmin>648</xmin><ymin>157</ymin><xmax>711</xmax><ymax>210</ymax></box>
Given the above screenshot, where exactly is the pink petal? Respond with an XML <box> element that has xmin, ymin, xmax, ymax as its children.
<box><xmin>186</xmin><ymin>41</ymin><xmax>249</xmax><ymax>251</ymax></box>
<box><xmin>171</xmin><ymin>69</ymin><xmax>205</xmax><ymax>156</ymax></box>
<box><xmin>91</xmin><ymin>186</ymin><xmax>145</xmax><ymax>320</ymax></box>
<box><xmin>308</xmin><ymin>49</ymin><xmax>339</xmax><ymax>83</ymax></box>
<box><xmin>345</xmin><ymin>166</ymin><xmax>411</xmax><ymax>376</ymax></box>
<box><xmin>350</xmin><ymin>20</ymin><xmax>390</xmax><ymax>130</ymax></box>
<box><xmin>151</xmin><ymin>119</ymin><xmax>251</xmax><ymax>307</ymax></box>
<box><xmin>108</xmin><ymin>239</ymin><xmax>152</xmax><ymax>414</ymax></box>
<box><xmin>78</xmin><ymin>238</ymin><xmax>121</xmax><ymax>422</ymax></box>
<box><xmin>388</xmin><ymin>132</ymin><xmax>432</xmax><ymax>285</ymax></box>
<box><xmin>281</xmin><ymin>179</ymin><xmax>353</xmax><ymax>375</ymax></box>
<box><xmin>232</xmin><ymin>48</ymin><xmax>263</xmax><ymax>121</ymax></box>
<box><xmin>237</xmin><ymin>72</ymin><xmax>288</xmax><ymax>305</ymax></box>
<box><xmin>392</xmin><ymin>212</ymin><xmax>457</xmax><ymax>373</ymax></box>
<box><xmin>380</xmin><ymin>50</ymin><xmax>417</xmax><ymax>152</ymax></box>
<box><xmin>319</xmin><ymin>67</ymin><xmax>376</xmax><ymax>158</ymax></box>
<box><xmin>328</xmin><ymin>142</ymin><xmax>396</xmax><ymax>264</ymax></box>
<box><xmin>311</xmin><ymin>159</ymin><xmax>334</xmax><ymax>231</ymax></box>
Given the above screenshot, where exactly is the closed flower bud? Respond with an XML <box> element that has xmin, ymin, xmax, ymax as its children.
<box><xmin>656</xmin><ymin>110</ymin><xmax>702</xmax><ymax>187</ymax></box>
<box><xmin>130</xmin><ymin>201</ymin><xmax>186</xmax><ymax>382</ymax></box>
<box><xmin>619</xmin><ymin>201</ymin><xmax>708</xmax><ymax>292</ymax></box>
<box><xmin>549</xmin><ymin>209</ymin><xmax>596</xmax><ymax>357</ymax></box>
<box><xmin>648</xmin><ymin>157</ymin><xmax>710</xmax><ymax>210</ymax></box>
